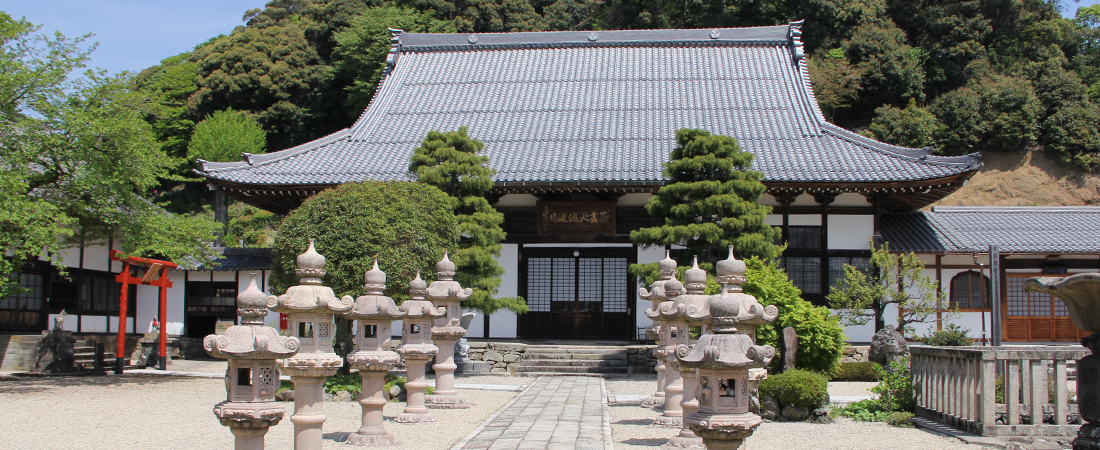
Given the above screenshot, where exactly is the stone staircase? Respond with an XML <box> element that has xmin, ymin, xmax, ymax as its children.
<box><xmin>516</xmin><ymin>344</ymin><xmax>630</xmax><ymax>377</ymax></box>
<box><xmin>73</xmin><ymin>342</ymin><xmax>98</xmax><ymax>372</ymax></box>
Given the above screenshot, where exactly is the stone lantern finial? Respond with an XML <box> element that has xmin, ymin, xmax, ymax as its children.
<box><xmin>684</xmin><ymin>257</ymin><xmax>707</xmax><ymax>295</ymax></box>
<box><xmin>436</xmin><ymin>252</ymin><xmax>456</xmax><ymax>281</ymax></box>
<box><xmin>205</xmin><ymin>273</ymin><xmax>299</xmax><ymax>450</ymax></box>
<box><xmin>364</xmin><ymin>260</ymin><xmax>385</xmax><ymax>295</ymax></box>
<box><xmin>716</xmin><ymin>246</ymin><xmax>747</xmax><ymax>293</ymax></box>
<box><xmin>295</xmin><ymin>239</ymin><xmax>326</xmax><ymax>285</ymax></box>
<box><xmin>659</xmin><ymin>250</ymin><xmax>678</xmax><ymax>278</ymax></box>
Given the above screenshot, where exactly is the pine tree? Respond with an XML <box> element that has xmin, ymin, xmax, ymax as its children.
<box><xmin>631</xmin><ymin>129</ymin><xmax>781</xmax><ymax>263</ymax></box>
<box><xmin>409</xmin><ymin>127</ymin><xmax>528</xmax><ymax>314</ymax></box>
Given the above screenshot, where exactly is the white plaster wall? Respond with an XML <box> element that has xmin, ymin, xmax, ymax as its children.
<box><xmin>494</xmin><ymin>194</ymin><xmax>539</xmax><ymax>207</ymax></box>
<box><xmin>758</xmin><ymin>193</ymin><xmax>780</xmax><ymax>206</ymax></box>
<box><xmin>788</xmin><ymin>214</ymin><xmax>822</xmax><ymax>226</ymax></box>
<box><xmin>617</xmin><ymin>193</ymin><xmax>654</xmax><ymax>207</ymax></box>
<box><xmin>636</xmin><ymin>245</ymin><xmax>666</xmax><ymax>330</ymax></box>
<box><xmin>81</xmin><ymin>315</ymin><xmax>109</xmax><ymax>333</ymax></box>
<box><xmin>212</xmin><ymin>271</ymin><xmax>236</xmax><ymax>282</ymax></box>
<box><xmin>190</xmin><ymin>271</ymin><xmax>212</xmax><ymax>281</ymax></box>
<box><xmin>136</xmin><ymin>284</ymin><xmax>160</xmax><ymax>333</ymax></box>
<box><xmin>489</xmin><ymin>244</ymin><xmax>519</xmax><ymax>338</ymax></box>
<box><xmin>843</xmin><ymin>320</ymin><xmax>877</xmax><ymax>343</ymax></box>
<box><xmin>764</xmin><ymin>214</ymin><xmax>783</xmax><ymax>226</ymax></box>
<box><xmin>84</xmin><ymin>241</ymin><xmax>111</xmax><ymax>272</ymax></box>
<box><xmin>944</xmin><ymin>312</ymin><xmax>992</xmax><ymax>340</ymax></box>
<box><xmin>791</xmin><ymin>193</ymin><xmax>818</xmax><ymax>207</ymax></box>
<box><xmin>109</xmin><ymin>239</ymin><xmax>124</xmax><ymax>272</ymax></box>
<box><xmin>56</xmin><ymin>244</ymin><xmax>80</xmax><ymax>268</ymax></box>
<box><xmin>832</xmin><ymin>193</ymin><xmax>871</xmax><ymax>207</ymax></box>
<box><xmin>827</xmin><ymin>215</ymin><xmax>874</xmax><ymax>250</ymax></box>
<box><xmin>108</xmin><ymin>317</ymin><xmax>135</xmax><ymax>333</ymax></box>
<box><xmin>464</xmin><ymin>307</ymin><xmax>485</xmax><ymax>339</ymax></box>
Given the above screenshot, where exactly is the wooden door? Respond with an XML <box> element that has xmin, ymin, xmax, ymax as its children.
<box><xmin>1004</xmin><ymin>274</ymin><xmax>1087</xmax><ymax>342</ymax></box>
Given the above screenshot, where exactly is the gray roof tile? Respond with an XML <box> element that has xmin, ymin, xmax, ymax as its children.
<box><xmin>199</xmin><ymin>24</ymin><xmax>979</xmax><ymax>188</ymax></box>
<box><xmin>881</xmin><ymin>207</ymin><xmax>1100</xmax><ymax>254</ymax></box>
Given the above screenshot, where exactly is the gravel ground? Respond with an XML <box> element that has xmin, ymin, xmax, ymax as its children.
<box><xmin>606</xmin><ymin>374</ymin><xmax>986</xmax><ymax>450</ymax></box>
<box><xmin>0</xmin><ymin>372</ymin><xmax>518</xmax><ymax>450</ymax></box>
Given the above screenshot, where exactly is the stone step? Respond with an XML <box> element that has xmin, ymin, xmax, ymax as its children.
<box><xmin>522</xmin><ymin>352</ymin><xmax>628</xmax><ymax>360</ymax></box>
<box><xmin>520</xmin><ymin>359</ymin><xmax>627</xmax><ymax>367</ymax></box>
<box><xmin>516</xmin><ymin>365</ymin><xmax>629</xmax><ymax>374</ymax></box>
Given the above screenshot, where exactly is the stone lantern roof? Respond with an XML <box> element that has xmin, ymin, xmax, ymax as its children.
<box><xmin>268</xmin><ymin>240</ymin><xmax>353</xmax><ymax>315</ymax></box>
<box><xmin>205</xmin><ymin>274</ymin><xmax>300</xmax><ymax>360</ymax></box>
<box><xmin>346</xmin><ymin>260</ymin><xmax>404</xmax><ymax>320</ymax></box>
<box><xmin>711</xmin><ymin>248</ymin><xmax>778</xmax><ymax>327</ymax></box>
<box><xmin>640</xmin><ymin>251</ymin><xmax>678</xmax><ymax>304</ymax></box>
<box><xmin>675</xmin><ymin>293</ymin><xmax>776</xmax><ymax>370</ymax></box>
<box><xmin>399</xmin><ymin>272</ymin><xmax>447</xmax><ymax>319</ymax></box>
<box><xmin>425</xmin><ymin>253</ymin><xmax>472</xmax><ymax>308</ymax></box>
<box><xmin>648</xmin><ymin>258</ymin><xmax>711</xmax><ymax>324</ymax></box>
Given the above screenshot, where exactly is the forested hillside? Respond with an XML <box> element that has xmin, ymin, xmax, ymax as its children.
<box><xmin>121</xmin><ymin>0</ymin><xmax>1099</xmax><ymax>219</ymax></box>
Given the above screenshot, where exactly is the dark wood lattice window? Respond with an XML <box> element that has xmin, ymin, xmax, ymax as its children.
<box><xmin>950</xmin><ymin>271</ymin><xmax>990</xmax><ymax>309</ymax></box>
<box><xmin>782</xmin><ymin>256</ymin><xmax>821</xmax><ymax>294</ymax></box>
<box><xmin>788</xmin><ymin>226</ymin><xmax>822</xmax><ymax>249</ymax></box>
<box><xmin>2</xmin><ymin>273</ymin><xmax>45</xmax><ymax>310</ymax></box>
<box><xmin>829</xmin><ymin>256</ymin><xmax>871</xmax><ymax>290</ymax></box>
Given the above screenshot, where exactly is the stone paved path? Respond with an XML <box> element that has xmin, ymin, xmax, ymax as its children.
<box><xmin>452</xmin><ymin>376</ymin><xmax>612</xmax><ymax>450</ymax></box>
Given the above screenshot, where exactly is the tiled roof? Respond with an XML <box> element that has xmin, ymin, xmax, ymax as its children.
<box><xmin>194</xmin><ymin>247</ymin><xmax>273</xmax><ymax>271</ymax></box>
<box><xmin>198</xmin><ymin>24</ymin><xmax>979</xmax><ymax>188</ymax></box>
<box><xmin>881</xmin><ymin>207</ymin><xmax>1100</xmax><ymax>254</ymax></box>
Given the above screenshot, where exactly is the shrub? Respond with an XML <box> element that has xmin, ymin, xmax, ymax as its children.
<box><xmin>831</xmin><ymin>362</ymin><xmax>882</xmax><ymax>382</ymax></box>
<box><xmin>324</xmin><ymin>373</ymin><xmax>363</xmax><ymax>395</ymax></box>
<box><xmin>831</xmin><ymin>399</ymin><xmax>914</xmax><ymax>427</ymax></box>
<box><xmin>872</xmin><ymin>357</ymin><xmax>916</xmax><ymax>412</ymax></box>
<box><xmin>759</xmin><ymin>368</ymin><xmax>830</xmax><ymax>409</ymax></box>
<box><xmin>922</xmin><ymin>324</ymin><xmax>972</xmax><ymax>346</ymax></box>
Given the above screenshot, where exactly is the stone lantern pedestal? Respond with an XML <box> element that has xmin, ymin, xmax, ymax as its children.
<box><xmin>268</xmin><ymin>241</ymin><xmax>353</xmax><ymax>450</ymax></box>
<box><xmin>344</xmin><ymin>260</ymin><xmax>404</xmax><ymax>446</ymax></box>
<box><xmin>661</xmin><ymin>258</ymin><xmax>714</xmax><ymax>449</ymax></box>
<box><xmin>650</xmin><ymin>275</ymin><xmax>688</xmax><ymax>428</ymax></box>
<box><xmin>395</xmin><ymin>272</ymin><xmax>446</xmax><ymax>423</ymax></box>
<box><xmin>641</xmin><ymin>251</ymin><xmax>678</xmax><ymax>409</ymax></box>
<box><xmin>1026</xmin><ymin>273</ymin><xmax>1100</xmax><ymax>450</ymax></box>
<box><xmin>425</xmin><ymin>253</ymin><xmax>474</xmax><ymax>409</ymax></box>
<box><xmin>205</xmin><ymin>273</ymin><xmax>300</xmax><ymax>450</ymax></box>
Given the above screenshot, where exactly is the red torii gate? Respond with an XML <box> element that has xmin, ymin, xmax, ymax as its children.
<box><xmin>109</xmin><ymin>250</ymin><xmax>177</xmax><ymax>374</ymax></box>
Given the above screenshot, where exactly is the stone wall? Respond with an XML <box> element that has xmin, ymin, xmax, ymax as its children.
<box><xmin>466</xmin><ymin>342</ymin><xmax>527</xmax><ymax>374</ymax></box>
<box><xmin>626</xmin><ymin>345</ymin><xmax>657</xmax><ymax>374</ymax></box>
<box><xmin>841</xmin><ymin>346</ymin><xmax>870</xmax><ymax>363</ymax></box>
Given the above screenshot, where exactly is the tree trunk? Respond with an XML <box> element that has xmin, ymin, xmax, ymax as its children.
<box><xmin>873</xmin><ymin>299</ymin><xmax>885</xmax><ymax>332</ymax></box>
<box><xmin>214</xmin><ymin>190</ymin><xmax>228</xmax><ymax>247</ymax></box>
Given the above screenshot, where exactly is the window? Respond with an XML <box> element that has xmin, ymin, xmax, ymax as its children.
<box><xmin>951</xmin><ymin>271</ymin><xmax>990</xmax><ymax>309</ymax></box>
<box><xmin>788</xmin><ymin>226</ymin><xmax>822</xmax><ymax>249</ymax></box>
<box><xmin>782</xmin><ymin>256</ymin><xmax>821</xmax><ymax>294</ymax></box>
<box><xmin>1</xmin><ymin>272</ymin><xmax>45</xmax><ymax>310</ymax></box>
<box><xmin>829</xmin><ymin>257</ymin><xmax>872</xmax><ymax>289</ymax></box>
<box><xmin>81</xmin><ymin>272</ymin><xmax>135</xmax><ymax>314</ymax></box>
<box><xmin>50</xmin><ymin>274</ymin><xmax>80</xmax><ymax>311</ymax></box>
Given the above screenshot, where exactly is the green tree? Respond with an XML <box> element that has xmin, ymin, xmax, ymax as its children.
<box><xmin>333</xmin><ymin>6</ymin><xmax>455</xmax><ymax>116</ymax></box>
<box><xmin>868</xmin><ymin>98</ymin><xmax>939</xmax><ymax>149</ymax></box>
<box><xmin>398</xmin><ymin>0</ymin><xmax>547</xmax><ymax>32</ymax></box>
<box><xmin>408</xmin><ymin>127</ymin><xmax>527</xmax><ymax>314</ymax></box>
<box><xmin>844</xmin><ymin>20</ymin><xmax>927</xmax><ymax>109</ymax></box>
<box><xmin>631</xmin><ymin>129</ymin><xmax>781</xmax><ymax>263</ymax></box>
<box><xmin>270</xmin><ymin>181</ymin><xmax>458</xmax><ymax>302</ymax></box>
<box><xmin>808</xmin><ymin>48</ymin><xmax>865</xmax><ymax>122</ymax></box>
<box><xmin>187</xmin><ymin>108</ymin><xmax>268</xmax><ymax>163</ymax></box>
<box><xmin>1041</xmin><ymin>103</ymin><xmax>1100</xmax><ymax>168</ymax></box>
<box><xmin>224</xmin><ymin>202</ymin><xmax>280</xmax><ymax>247</ymax></box>
<box><xmin>0</xmin><ymin>14</ymin><xmax>219</xmax><ymax>297</ymax></box>
<box><xmin>826</xmin><ymin>241</ymin><xmax>948</xmax><ymax>333</ymax></box>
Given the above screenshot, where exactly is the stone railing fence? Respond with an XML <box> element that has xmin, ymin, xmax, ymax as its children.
<box><xmin>911</xmin><ymin>346</ymin><xmax>1088</xmax><ymax>437</ymax></box>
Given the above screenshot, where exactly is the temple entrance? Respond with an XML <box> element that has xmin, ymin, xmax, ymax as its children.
<box><xmin>518</xmin><ymin>247</ymin><xmax>634</xmax><ymax>340</ymax></box>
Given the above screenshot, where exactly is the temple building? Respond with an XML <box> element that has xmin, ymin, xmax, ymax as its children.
<box><xmin>3</xmin><ymin>23</ymin><xmax>1097</xmax><ymax>352</ymax></box>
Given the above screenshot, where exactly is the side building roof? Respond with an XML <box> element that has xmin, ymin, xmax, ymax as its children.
<box><xmin>198</xmin><ymin>23</ymin><xmax>980</xmax><ymax>214</ymax></box>
<box><xmin>880</xmin><ymin>207</ymin><xmax>1100</xmax><ymax>254</ymax></box>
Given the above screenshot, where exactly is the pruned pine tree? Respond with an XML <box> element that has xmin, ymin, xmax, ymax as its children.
<box><xmin>631</xmin><ymin>129</ymin><xmax>781</xmax><ymax>263</ymax></box>
<box><xmin>409</xmin><ymin>127</ymin><xmax>528</xmax><ymax>315</ymax></box>
<box><xmin>826</xmin><ymin>240</ymin><xmax>950</xmax><ymax>333</ymax></box>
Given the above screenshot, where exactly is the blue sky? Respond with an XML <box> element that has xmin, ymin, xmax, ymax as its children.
<box><xmin>3</xmin><ymin>0</ymin><xmax>1099</xmax><ymax>76</ymax></box>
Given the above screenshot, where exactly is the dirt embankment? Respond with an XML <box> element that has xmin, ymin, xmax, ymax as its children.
<box><xmin>931</xmin><ymin>150</ymin><xmax>1100</xmax><ymax>208</ymax></box>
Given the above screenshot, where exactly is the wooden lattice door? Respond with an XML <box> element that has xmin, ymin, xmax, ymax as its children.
<box><xmin>1004</xmin><ymin>274</ymin><xmax>1087</xmax><ymax>342</ymax></box>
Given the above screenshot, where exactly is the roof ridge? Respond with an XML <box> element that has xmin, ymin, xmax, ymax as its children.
<box><xmin>931</xmin><ymin>206</ymin><xmax>1100</xmax><ymax>213</ymax></box>
<box><xmin>199</xmin><ymin>128</ymin><xmax>352</xmax><ymax>175</ymax></box>
<box><xmin>819</xmin><ymin>123</ymin><xmax>980</xmax><ymax>168</ymax></box>
<box><xmin>399</xmin><ymin>25</ymin><xmax>792</xmax><ymax>50</ymax></box>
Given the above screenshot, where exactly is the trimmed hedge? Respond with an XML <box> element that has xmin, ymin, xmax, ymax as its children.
<box><xmin>759</xmin><ymin>369</ymin><xmax>830</xmax><ymax>409</ymax></box>
<box><xmin>830</xmin><ymin>362</ymin><xmax>882</xmax><ymax>382</ymax></box>
<box><xmin>922</xmin><ymin>324</ymin><xmax>972</xmax><ymax>346</ymax></box>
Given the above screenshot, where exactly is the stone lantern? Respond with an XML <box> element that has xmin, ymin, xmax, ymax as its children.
<box><xmin>425</xmin><ymin>253</ymin><xmax>474</xmax><ymax>409</ymax></box>
<box><xmin>640</xmin><ymin>251</ymin><xmax>678</xmax><ymax>409</ymax></box>
<box><xmin>662</xmin><ymin>258</ymin><xmax>715</xmax><ymax>449</ymax></box>
<box><xmin>395</xmin><ymin>271</ymin><xmax>446</xmax><ymax>423</ymax></box>
<box><xmin>268</xmin><ymin>240</ymin><xmax>354</xmax><ymax>450</ymax></box>
<box><xmin>344</xmin><ymin>260</ymin><xmax>405</xmax><ymax>446</ymax></box>
<box><xmin>650</xmin><ymin>259</ymin><xmax>712</xmax><ymax>428</ymax></box>
<box><xmin>675</xmin><ymin>290</ymin><xmax>776</xmax><ymax>450</ymax></box>
<box><xmin>1025</xmin><ymin>273</ymin><xmax>1100</xmax><ymax>450</ymax></box>
<box><xmin>713</xmin><ymin>246</ymin><xmax>778</xmax><ymax>407</ymax></box>
<box><xmin>205</xmin><ymin>273</ymin><xmax>300</xmax><ymax>450</ymax></box>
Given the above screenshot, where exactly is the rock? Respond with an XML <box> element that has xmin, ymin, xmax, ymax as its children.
<box><xmin>323</xmin><ymin>392</ymin><xmax>336</xmax><ymax>402</ymax></box>
<box><xmin>388</xmin><ymin>385</ymin><xmax>402</xmax><ymax>401</ymax></box>
<box><xmin>493</xmin><ymin>343</ymin><xmax>527</xmax><ymax>353</ymax></box>
<box><xmin>483</xmin><ymin>350</ymin><xmax>504</xmax><ymax>362</ymax></box>
<box><xmin>783</xmin><ymin>327</ymin><xmax>798</xmax><ymax>371</ymax></box>
<box><xmin>811</xmin><ymin>408</ymin><xmax>833</xmax><ymax>424</ymax></box>
<box><xmin>467</xmin><ymin>341</ymin><xmax>489</xmax><ymax>349</ymax></box>
<box><xmin>869</xmin><ymin>325</ymin><xmax>909</xmax><ymax>368</ymax></box>
<box><xmin>490</xmin><ymin>367</ymin><xmax>508</xmax><ymax>373</ymax></box>
<box><xmin>782</xmin><ymin>405</ymin><xmax>810</xmax><ymax>422</ymax></box>
<box><xmin>334</xmin><ymin>391</ymin><xmax>354</xmax><ymax>402</ymax></box>
<box><xmin>760</xmin><ymin>395</ymin><xmax>780</xmax><ymax>421</ymax></box>
<box><xmin>276</xmin><ymin>389</ymin><xmax>295</xmax><ymax>402</ymax></box>
<box><xmin>503</xmin><ymin>354</ymin><xmax>520</xmax><ymax>363</ymax></box>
